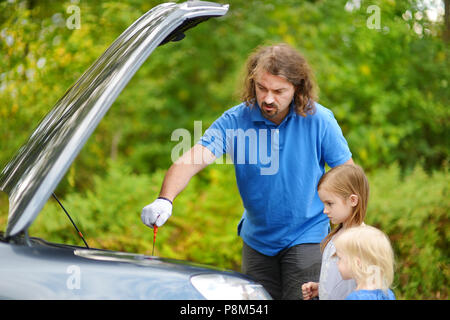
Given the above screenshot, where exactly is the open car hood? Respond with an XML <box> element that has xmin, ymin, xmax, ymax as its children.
<box><xmin>0</xmin><ymin>1</ymin><xmax>229</xmax><ymax>237</ymax></box>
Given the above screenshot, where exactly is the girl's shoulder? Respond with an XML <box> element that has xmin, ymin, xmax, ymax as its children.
<box><xmin>322</xmin><ymin>238</ymin><xmax>336</xmax><ymax>258</ymax></box>
<box><xmin>345</xmin><ymin>289</ymin><xmax>396</xmax><ymax>300</ymax></box>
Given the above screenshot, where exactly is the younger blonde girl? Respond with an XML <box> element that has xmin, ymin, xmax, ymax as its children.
<box><xmin>302</xmin><ymin>164</ymin><xmax>368</xmax><ymax>300</ymax></box>
<box><xmin>334</xmin><ymin>225</ymin><xmax>396</xmax><ymax>300</ymax></box>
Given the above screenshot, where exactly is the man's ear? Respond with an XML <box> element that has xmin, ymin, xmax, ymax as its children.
<box><xmin>349</xmin><ymin>194</ymin><xmax>359</xmax><ymax>207</ymax></box>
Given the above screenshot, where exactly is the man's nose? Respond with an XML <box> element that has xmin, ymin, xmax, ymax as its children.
<box><xmin>264</xmin><ymin>91</ymin><xmax>275</xmax><ymax>104</ymax></box>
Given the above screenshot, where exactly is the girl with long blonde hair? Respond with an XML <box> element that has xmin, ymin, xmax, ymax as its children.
<box><xmin>302</xmin><ymin>164</ymin><xmax>369</xmax><ymax>300</ymax></box>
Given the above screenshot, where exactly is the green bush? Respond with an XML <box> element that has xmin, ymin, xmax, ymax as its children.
<box><xmin>30</xmin><ymin>160</ymin><xmax>159</xmax><ymax>252</ymax></box>
<box><xmin>367</xmin><ymin>164</ymin><xmax>449</xmax><ymax>300</ymax></box>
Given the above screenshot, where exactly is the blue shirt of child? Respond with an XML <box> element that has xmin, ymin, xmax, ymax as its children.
<box><xmin>346</xmin><ymin>289</ymin><xmax>396</xmax><ymax>300</ymax></box>
<box><xmin>198</xmin><ymin>101</ymin><xmax>352</xmax><ymax>256</ymax></box>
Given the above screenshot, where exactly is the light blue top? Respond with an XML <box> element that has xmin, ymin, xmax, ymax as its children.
<box><xmin>346</xmin><ymin>289</ymin><xmax>396</xmax><ymax>300</ymax></box>
<box><xmin>199</xmin><ymin>101</ymin><xmax>352</xmax><ymax>256</ymax></box>
<box><xmin>319</xmin><ymin>238</ymin><xmax>357</xmax><ymax>300</ymax></box>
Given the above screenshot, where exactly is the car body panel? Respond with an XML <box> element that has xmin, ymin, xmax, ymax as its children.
<box><xmin>0</xmin><ymin>231</ymin><xmax>270</xmax><ymax>299</ymax></box>
<box><xmin>0</xmin><ymin>236</ymin><xmax>220</xmax><ymax>299</ymax></box>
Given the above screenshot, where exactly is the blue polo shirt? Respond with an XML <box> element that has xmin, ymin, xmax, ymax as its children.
<box><xmin>198</xmin><ymin>101</ymin><xmax>352</xmax><ymax>256</ymax></box>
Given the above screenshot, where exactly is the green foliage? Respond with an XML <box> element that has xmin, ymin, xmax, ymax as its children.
<box><xmin>1</xmin><ymin>0</ymin><xmax>449</xmax><ymax>300</ymax></box>
<box><xmin>268</xmin><ymin>0</ymin><xmax>449</xmax><ymax>172</ymax></box>
<box><xmin>30</xmin><ymin>160</ymin><xmax>158</xmax><ymax>252</ymax></box>
<box><xmin>2</xmin><ymin>0</ymin><xmax>448</xmax><ymax>183</ymax></box>
<box><xmin>367</xmin><ymin>164</ymin><xmax>449</xmax><ymax>300</ymax></box>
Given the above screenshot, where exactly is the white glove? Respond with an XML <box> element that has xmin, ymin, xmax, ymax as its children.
<box><xmin>141</xmin><ymin>198</ymin><xmax>173</xmax><ymax>228</ymax></box>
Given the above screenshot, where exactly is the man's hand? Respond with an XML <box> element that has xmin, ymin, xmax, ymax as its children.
<box><xmin>141</xmin><ymin>198</ymin><xmax>173</xmax><ymax>228</ymax></box>
<box><xmin>301</xmin><ymin>282</ymin><xmax>319</xmax><ymax>300</ymax></box>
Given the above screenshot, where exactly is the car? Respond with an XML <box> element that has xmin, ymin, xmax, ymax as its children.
<box><xmin>0</xmin><ymin>0</ymin><xmax>272</xmax><ymax>300</ymax></box>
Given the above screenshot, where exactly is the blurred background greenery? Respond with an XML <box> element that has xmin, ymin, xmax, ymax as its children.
<box><xmin>0</xmin><ymin>0</ymin><xmax>448</xmax><ymax>299</ymax></box>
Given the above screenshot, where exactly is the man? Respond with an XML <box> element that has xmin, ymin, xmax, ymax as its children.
<box><xmin>141</xmin><ymin>43</ymin><xmax>353</xmax><ymax>299</ymax></box>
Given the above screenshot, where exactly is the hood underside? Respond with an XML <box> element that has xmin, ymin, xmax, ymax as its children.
<box><xmin>0</xmin><ymin>1</ymin><xmax>229</xmax><ymax>237</ymax></box>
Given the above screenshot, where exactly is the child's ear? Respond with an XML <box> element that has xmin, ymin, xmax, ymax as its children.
<box><xmin>356</xmin><ymin>257</ymin><xmax>362</xmax><ymax>268</ymax></box>
<box><xmin>349</xmin><ymin>194</ymin><xmax>359</xmax><ymax>207</ymax></box>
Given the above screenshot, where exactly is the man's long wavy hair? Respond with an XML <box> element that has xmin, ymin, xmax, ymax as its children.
<box><xmin>240</xmin><ymin>43</ymin><xmax>318</xmax><ymax>117</ymax></box>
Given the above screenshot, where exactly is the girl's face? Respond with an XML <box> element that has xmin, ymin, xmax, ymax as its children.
<box><xmin>335</xmin><ymin>248</ymin><xmax>353</xmax><ymax>280</ymax></box>
<box><xmin>318</xmin><ymin>188</ymin><xmax>358</xmax><ymax>227</ymax></box>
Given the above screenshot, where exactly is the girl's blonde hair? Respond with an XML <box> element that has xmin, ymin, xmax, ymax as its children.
<box><xmin>318</xmin><ymin>164</ymin><xmax>369</xmax><ymax>252</ymax></box>
<box><xmin>333</xmin><ymin>225</ymin><xmax>395</xmax><ymax>291</ymax></box>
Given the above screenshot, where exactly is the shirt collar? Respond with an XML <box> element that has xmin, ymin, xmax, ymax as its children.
<box><xmin>250</xmin><ymin>100</ymin><xmax>296</xmax><ymax>126</ymax></box>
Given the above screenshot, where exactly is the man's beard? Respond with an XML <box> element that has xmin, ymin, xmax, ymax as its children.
<box><xmin>260</xmin><ymin>102</ymin><xmax>279</xmax><ymax>119</ymax></box>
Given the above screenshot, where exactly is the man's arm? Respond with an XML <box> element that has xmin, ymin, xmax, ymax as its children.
<box><xmin>159</xmin><ymin>144</ymin><xmax>217</xmax><ymax>202</ymax></box>
<box><xmin>141</xmin><ymin>144</ymin><xmax>217</xmax><ymax>228</ymax></box>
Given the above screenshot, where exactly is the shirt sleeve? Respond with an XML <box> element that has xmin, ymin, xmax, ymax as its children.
<box><xmin>197</xmin><ymin>113</ymin><xmax>231</xmax><ymax>158</ymax></box>
<box><xmin>321</xmin><ymin>114</ymin><xmax>352</xmax><ymax>167</ymax></box>
<box><xmin>345</xmin><ymin>291</ymin><xmax>361</xmax><ymax>300</ymax></box>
